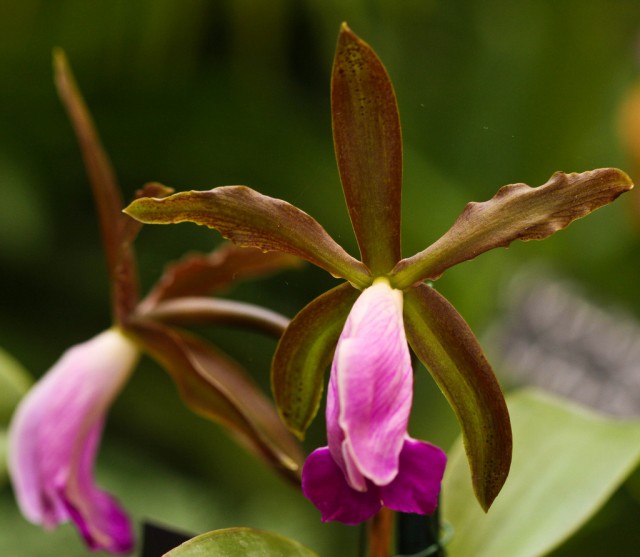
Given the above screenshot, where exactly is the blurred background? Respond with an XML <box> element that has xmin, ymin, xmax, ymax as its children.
<box><xmin>2</xmin><ymin>1</ymin><xmax>640</xmax><ymax>555</ymax></box>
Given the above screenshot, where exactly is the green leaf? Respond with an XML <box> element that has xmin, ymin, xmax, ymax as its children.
<box><xmin>141</xmin><ymin>243</ymin><xmax>302</xmax><ymax>310</ymax></box>
<box><xmin>332</xmin><ymin>23</ymin><xmax>403</xmax><ymax>274</ymax></box>
<box><xmin>403</xmin><ymin>284</ymin><xmax>511</xmax><ymax>511</ymax></box>
<box><xmin>53</xmin><ymin>49</ymin><xmax>139</xmax><ymax>321</ymax></box>
<box><xmin>126</xmin><ymin>320</ymin><xmax>304</xmax><ymax>484</ymax></box>
<box><xmin>272</xmin><ymin>282</ymin><xmax>360</xmax><ymax>438</ymax></box>
<box><xmin>165</xmin><ymin>527</ymin><xmax>319</xmax><ymax>557</ymax></box>
<box><xmin>142</xmin><ymin>297</ymin><xmax>290</xmax><ymax>338</ymax></box>
<box><xmin>392</xmin><ymin>168</ymin><xmax>633</xmax><ymax>288</ymax></box>
<box><xmin>124</xmin><ymin>186</ymin><xmax>371</xmax><ymax>288</ymax></box>
<box><xmin>443</xmin><ymin>389</ymin><xmax>640</xmax><ymax>557</ymax></box>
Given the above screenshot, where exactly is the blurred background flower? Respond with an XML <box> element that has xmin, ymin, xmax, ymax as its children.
<box><xmin>1</xmin><ymin>1</ymin><xmax>640</xmax><ymax>555</ymax></box>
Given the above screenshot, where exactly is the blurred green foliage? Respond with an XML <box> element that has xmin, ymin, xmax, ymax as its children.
<box><xmin>443</xmin><ymin>390</ymin><xmax>640</xmax><ymax>557</ymax></box>
<box><xmin>2</xmin><ymin>1</ymin><xmax>640</xmax><ymax>555</ymax></box>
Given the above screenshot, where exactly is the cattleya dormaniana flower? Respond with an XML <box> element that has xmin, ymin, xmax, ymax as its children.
<box><xmin>7</xmin><ymin>52</ymin><xmax>304</xmax><ymax>553</ymax></box>
<box><xmin>124</xmin><ymin>24</ymin><xmax>633</xmax><ymax>523</ymax></box>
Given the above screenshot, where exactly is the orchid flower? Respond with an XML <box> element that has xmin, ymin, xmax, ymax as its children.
<box><xmin>8</xmin><ymin>329</ymin><xmax>138</xmax><ymax>553</ymax></box>
<box><xmin>7</xmin><ymin>52</ymin><xmax>304</xmax><ymax>553</ymax></box>
<box><xmin>124</xmin><ymin>23</ymin><xmax>633</xmax><ymax>523</ymax></box>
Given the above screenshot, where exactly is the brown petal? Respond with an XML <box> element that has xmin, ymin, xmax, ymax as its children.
<box><xmin>141</xmin><ymin>296</ymin><xmax>289</xmax><ymax>338</ymax></box>
<box><xmin>272</xmin><ymin>282</ymin><xmax>360</xmax><ymax>438</ymax></box>
<box><xmin>141</xmin><ymin>242</ymin><xmax>301</xmax><ymax>310</ymax></box>
<box><xmin>392</xmin><ymin>169</ymin><xmax>633</xmax><ymax>288</ymax></box>
<box><xmin>332</xmin><ymin>23</ymin><xmax>403</xmax><ymax>273</ymax></box>
<box><xmin>122</xmin><ymin>182</ymin><xmax>175</xmax><ymax>244</ymax></box>
<box><xmin>124</xmin><ymin>186</ymin><xmax>371</xmax><ymax>288</ymax></box>
<box><xmin>54</xmin><ymin>49</ymin><xmax>139</xmax><ymax>321</ymax></box>
<box><xmin>404</xmin><ymin>283</ymin><xmax>512</xmax><ymax>511</ymax></box>
<box><xmin>126</xmin><ymin>319</ymin><xmax>304</xmax><ymax>484</ymax></box>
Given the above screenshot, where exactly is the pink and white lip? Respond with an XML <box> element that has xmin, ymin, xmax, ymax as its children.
<box><xmin>302</xmin><ymin>279</ymin><xmax>446</xmax><ymax>524</ymax></box>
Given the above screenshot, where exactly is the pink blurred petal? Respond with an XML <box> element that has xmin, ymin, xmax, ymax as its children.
<box><xmin>302</xmin><ymin>447</ymin><xmax>381</xmax><ymax>524</ymax></box>
<box><xmin>380</xmin><ymin>438</ymin><xmax>447</xmax><ymax>515</ymax></box>
<box><xmin>60</xmin><ymin>420</ymin><xmax>134</xmax><ymax>553</ymax></box>
<box><xmin>8</xmin><ymin>328</ymin><xmax>138</xmax><ymax>553</ymax></box>
<box><xmin>333</xmin><ymin>279</ymin><xmax>413</xmax><ymax>486</ymax></box>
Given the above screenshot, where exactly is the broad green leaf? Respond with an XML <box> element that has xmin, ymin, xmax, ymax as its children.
<box><xmin>392</xmin><ymin>169</ymin><xmax>633</xmax><ymax>288</ymax></box>
<box><xmin>165</xmin><ymin>527</ymin><xmax>319</xmax><ymax>557</ymax></box>
<box><xmin>54</xmin><ymin>50</ymin><xmax>139</xmax><ymax>321</ymax></box>
<box><xmin>443</xmin><ymin>389</ymin><xmax>640</xmax><ymax>557</ymax></box>
<box><xmin>403</xmin><ymin>284</ymin><xmax>511</xmax><ymax>511</ymax></box>
<box><xmin>141</xmin><ymin>243</ymin><xmax>301</xmax><ymax>309</ymax></box>
<box><xmin>332</xmin><ymin>23</ymin><xmax>403</xmax><ymax>274</ymax></box>
<box><xmin>272</xmin><ymin>282</ymin><xmax>360</xmax><ymax>438</ymax></box>
<box><xmin>142</xmin><ymin>297</ymin><xmax>289</xmax><ymax>338</ymax></box>
<box><xmin>126</xmin><ymin>320</ymin><xmax>304</xmax><ymax>484</ymax></box>
<box><xmin>124</xmin><ymin>186</ymin><xmax>371</xmax><ymax>288</ymax></box>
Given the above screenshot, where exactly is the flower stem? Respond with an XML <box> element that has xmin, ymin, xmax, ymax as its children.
<box><xmin>368</xmin><ymin>508</ymin><xmax>395</xmax><ymax>557</ymax></box>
